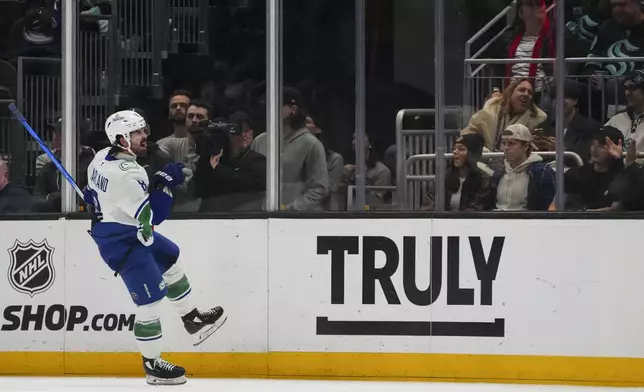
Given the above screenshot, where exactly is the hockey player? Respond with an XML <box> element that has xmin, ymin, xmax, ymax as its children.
<box><xmin>83</xmin><ymin>110</ymin><xmax>226</xmax><ymax>385</ymax></box>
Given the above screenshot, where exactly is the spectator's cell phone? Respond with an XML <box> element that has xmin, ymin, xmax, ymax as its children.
<box><xmin>532</xmin><ymin>128</ymin><xmax>546</xmax><ymax>138</ymax></box>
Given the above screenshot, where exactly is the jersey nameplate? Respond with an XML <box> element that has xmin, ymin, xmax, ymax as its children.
<box><xmin>90</xmin><ymin>167</ymin><xmax>109</xmax><ymax>192</ymax></box>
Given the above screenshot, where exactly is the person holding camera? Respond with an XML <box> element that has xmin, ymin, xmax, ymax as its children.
<box><xmin>194</xmin><ymin>112</ymin><xmax>267</xmax><ymax>212</ymax></box>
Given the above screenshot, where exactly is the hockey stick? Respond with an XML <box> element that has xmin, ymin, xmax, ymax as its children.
<box><xmin>8</xmin><ymin>103</ymin><xmax>84</xmax><ymax>199</ymax></box>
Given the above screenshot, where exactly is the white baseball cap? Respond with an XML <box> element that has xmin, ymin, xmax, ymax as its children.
<box><xmin>502</xmin><ymin>124</ymin><xmax>532</xmax><ymax>142</ymax></box>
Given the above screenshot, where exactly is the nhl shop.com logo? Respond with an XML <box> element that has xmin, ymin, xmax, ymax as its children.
<box><xmin>7</xmin><ymin>240</ymin><xmax>55</xmax><ymax>297</ymax></box>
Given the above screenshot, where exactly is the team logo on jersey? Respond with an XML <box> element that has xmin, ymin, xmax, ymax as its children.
<box><xmin>7</xmin><ymin>240</ymin><xmax>56</xmax><ymax>297</ymax></box>
<box><xmin>604</xmin><ymin>40</ymin><xmax>638</xmax><ymax>76</ymax></box>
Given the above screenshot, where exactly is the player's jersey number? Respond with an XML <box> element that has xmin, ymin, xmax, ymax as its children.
<box><xmin>88</xmin><ymin>188</ymin><xmax>104</xmax><ymax>220</ymax></box>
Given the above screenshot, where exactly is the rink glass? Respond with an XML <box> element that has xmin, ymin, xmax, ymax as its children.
<box><xmin>0</xmin><ymin>0</ymin><xmax>634</xmax><ymax>216</ymax></box>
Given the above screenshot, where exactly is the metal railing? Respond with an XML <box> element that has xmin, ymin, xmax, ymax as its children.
<box><xmin>347</xmin><ymin>185</ymin><xmax>397</xmax><ymax>211</ymax></box>
<box><xmin>464</xmin><ymin>57</ymin><xmax>644</xmax><ymax>125</ymax></box>
<box><xmin>394</xmin><ymin>108</ymin><xmax>463</xmax><ymax>209</ymax></box>
<box><xmin>399</xmin><ymin>151</ymin><xmax>644</xmax><ymax>210</ymax></box>
<box><xmin>168</xmin><ymin>0</ymin><xmax>210</xmax><ymax>55</ymax></box>
<box><xmin>461</xmin><ymin>0</ymin><xmax>644</xmax><ymax>124</ymax></box>
<box><xmin>465</xmin><ymin>1</ymin><xmax>557</xmax><ymax>73</ymax></box>
<box><xmin>116</xmin><ymin>0</ymin><xmax>164</xmax><ymax>97</ymax></box>
<box><xmin>463</xmin><ymin>0</ymin><xmax>556</xmax><ymax>119</ymax></box>
<box><xmin>464</xmin><ymin>57</ymin><xmax>644</xmax><ymax>66</ymax></box>
<box><xmin>0</xmin><ymin>99</ymin><xmax>17</xmax><ymax>182</ymax></box>
<box><xmin>16</xmin><ymin>57</ymin><xmax>62</xmax><ymax>187</ymax></box>
<box><xmin>78</xmin><ymin>11</ymin><xmax>119</xmax><ymax>141</ymax></box>
<box><xmin>466</xmin><ymin>74</ymin><xmax>628</xmax><ymax>125</ymax></box>
<box><xmin>400</xmin><ymin>151</ymin><xmax>585</xmax><ymax>210</ymax></box>
<box><xmin>464</xmin><ymin>4</ymin><xmax>513</xmax><ymax>64</ymax></box>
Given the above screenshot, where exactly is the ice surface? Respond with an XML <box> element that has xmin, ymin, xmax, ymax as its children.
<box><xmin>2</xmin><ymin>377</ymin><xmax>644</xmax><ymax>392</ymax></box>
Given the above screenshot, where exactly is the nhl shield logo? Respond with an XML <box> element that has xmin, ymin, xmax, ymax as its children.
<box><xmin>7</xmin><ymin>240</ymin><xmax>55</xmax><ymax>297</ymax></box>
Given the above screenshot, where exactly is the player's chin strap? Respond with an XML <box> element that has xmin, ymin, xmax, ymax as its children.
<box><xmin>121</xmin><ymin>136</ymin><xmax>135</xmax><ymax>156</ymax></box>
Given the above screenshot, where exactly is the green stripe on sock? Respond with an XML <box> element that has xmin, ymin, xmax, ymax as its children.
<box><xmin>166</xmin><ymin>275</ymin><xmax>191</xmax><ymax>301</ymax></box>
<box><xmin>134</xmin><ymin>319</ymin><xmax>162</xmax><ymax>339</ymax></box>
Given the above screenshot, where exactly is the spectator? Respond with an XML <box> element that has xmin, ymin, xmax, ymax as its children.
<box><xmin>230</xmin><ymin>110</ymin><xmax>256</xmax><ymax>150</ymax></box>
<box><xmin>558</xmin><ymin>126</ymin><xmax>624</xmax><ymax>211</ymax></box>
<box><xmin>250</xmin><ymin>87</ymin><xmax>329</xmax><ymax>211</ymax></box>
<box><xmin>195</xmin><ymin>112</ymin><xmax>266</xmax><ymax>212</ymax></box>
<box><xmin>0</xmin><ymin>159</ymin><xmax>35</xmax><ymax>214</ymax></box>
<box><xmin>495</xmin><ymin>0</ymin><xmax>553</xmax><ymax>95</ymax></box>
<box><xmin>490</xmin><ymin>0</ymin><xmax>581</xmax><ymax>99</ymax></box>
<box><xmin>462</xmin><ymin>78</ymin><xmax>547</xmax><ymax>151</ymax></box>
<box><xmin>306</xmin><ymin>115</ymin><xmax>344</xmax><ymax>210</ymax></box>
<box><xmin>159</xmin><ymin>99</ymin><xmax>212</xmax><ymax>213</ymax></box>
<box><xmin>585</xmin><ymin>0</ymin><xmax>644</xmax><ymax>87</ymax></box>
<box><xmin>605</xmin><ymin>134</ymin><xmax>644</xmax><ymax>210</ymax></box>
<box><xmin>383</xmin><ymin>144</ymin><xmax>397</xmax><ymax>183</ymax></box>
<box><xmin>7</xmin><ymin>0</ymin><xmax>61</xmax><ymax>61</ymax></box>
<box><xmin>492</xmin><ymin>124</ymin><xmax>556</xmax><ymax>211</ymax></box>
<box><xmin>340</xmin><ymin>133</ymin><xmax>392</xmax><ymax>209</ymax></box>
<box><xmin>36</xmin><ymin>118</ymin><xmax>62</xmax><ymax>177</ymax></box>
<box><xmin>186</xmin><ymin>100</ymin><xmax>210</xmax><ymax>128</ymax></box>
<box><xmin>566</xmin><ymin>0</ymin><xmax>612</xmax><ymax>52</ymax></box>
<box><xmin>421</xmin><ymin>133</ymin><xmax>496</xmax><ymax>211</ymax></box>
<box><xmin>34</xmin><ymin>118</ymin><xmax>95</xmax><ymax>212</ymax></box>
<box><xmin>604</xmin><ymin>69</ymin><xmax>644</xmax><ymax>161</ymax></box>
<box><xmin>158</xmin><ymin>97</ymin><xmax>206</xmax><ymax>173</ymax></box>
<box><xmin>535</xmin><ymin>80</ymin><xmax>601</xmax><ymax>164</ymax></box>
<box><xmin>157</xmin><ymin>90</ymin><xmax>192</xmax><ymax>163</ymax></box>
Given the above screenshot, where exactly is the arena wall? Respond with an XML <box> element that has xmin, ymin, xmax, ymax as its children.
<box><xmin>1</xmin><ymin>218</ymin><xmax>643</xmax><ymax>386</ymax></box>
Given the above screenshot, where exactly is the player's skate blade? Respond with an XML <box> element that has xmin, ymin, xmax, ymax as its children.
<box><xmin>145</xmin><ymin>374</ymin><xmax>187</xmax><ymax>386</ymax></box>
<box><xmin>143</xmin><ymin>356</ymin><xmax>186</xmax><ymax>386</ymax></box>
<box><xmin>193</xmin><ymin>315</ymin><xmax>227</xmax><ymax>347</ymax></box>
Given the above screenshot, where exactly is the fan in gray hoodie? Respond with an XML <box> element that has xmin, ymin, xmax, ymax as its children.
<box><xmin>250</xmin><ymin>88</ymin><xmax>329</xmax><ymax>210</ymax></box>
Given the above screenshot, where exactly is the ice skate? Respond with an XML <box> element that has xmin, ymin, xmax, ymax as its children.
<box><xmin>142</xmin><ymin>356</ymin><xmax>187</xmax><ymax>385</ymax></box>
<box><xmin>181</xmin><ymin>306</ymin><xmax>227</xmax><ymax>346</ymax></box>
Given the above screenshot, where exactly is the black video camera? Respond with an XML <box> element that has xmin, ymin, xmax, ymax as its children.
<box><xmin>189</xmin><ymin>120</ymin><xmax>243</xmax><ymax>157</ymax></box>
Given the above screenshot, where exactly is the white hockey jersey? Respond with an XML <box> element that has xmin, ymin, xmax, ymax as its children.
<box><xmin>86</xmin><ymin>147</ymin><xmax>152</xmax><ymax>232</ymax></box>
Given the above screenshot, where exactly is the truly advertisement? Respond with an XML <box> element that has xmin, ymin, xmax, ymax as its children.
<box><xmin>315</xmin><ymin>234</ymin><xmax>505</xmax><ymax>338</ymax></box>
<box><xmin>3</xmin><ymin>238</ymin><xmax>134</xmax><ymax>334</ymax></box>
<box><xmin>267</xmin><ymin>219</ymin><xmax>514</xmax><ymax>354</ymax></box>
<box><xmin>268</xmin><ymin>218</ymin><xmax>644</xmax><ymax>358</ymax></box>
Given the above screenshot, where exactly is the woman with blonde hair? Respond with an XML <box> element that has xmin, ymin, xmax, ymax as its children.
<box><xmin>462</xmin><ymin>78</ymin><xmax>547</xmax><ymax>151</ymax></box>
